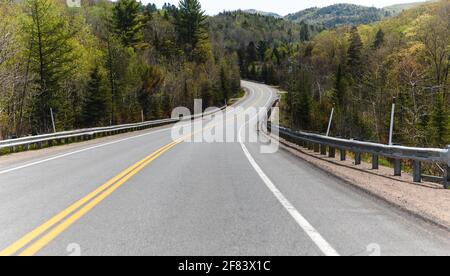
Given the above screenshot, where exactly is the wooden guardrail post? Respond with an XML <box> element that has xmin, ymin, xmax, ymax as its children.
<box><xmin>340</xmin><ymin>149</ymin><xmax>346</xmax><ymax>161</ymax></box>
<box><xmin>329</xmin><ymin>147</ymin><xmax>336</xmax><ymax>158</ymax></box>
<box><xmin>314</xmin><ymin>143</ymin><xmax>320</xmax><ymax>153</ymax></box>
<box><xmin>320</xmin><ymin>144</ymin><xmax>327</xmax><ymax>155</ymax></box>
<box><xmin>413</xmin><ymin>160</ymin><xmax>421</xmax><ymax>183</ymax></box>
<box><xmin>372</xmin><ymin>154</ymin><xmax>379</xmax><ymax>170</ymax></box>
<box><xmin>394</xmin><ymin>159</ymin><xmax>402</xmax><ymax>176</ymax></box>
<box><xmin>444</xmin><ymin>165</ymin><xmax>449</xmax><ymax>189</ymax></box>
<box><xmin>355</xmin><ymin>152</ymin><xmax>361</xmax><ymax>165</ymax></box>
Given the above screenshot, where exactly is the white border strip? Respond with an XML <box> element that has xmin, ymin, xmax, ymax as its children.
<box><xmin>239</xmin><ymin>83</ymin><xmax>340</xmax><ymax>257</ymax></box>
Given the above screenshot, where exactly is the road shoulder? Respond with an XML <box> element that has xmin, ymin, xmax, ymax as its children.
<box><xmin>266</xmin><ymin>131</ymin><xmax>450</xmax><ymax>231</ymax></box>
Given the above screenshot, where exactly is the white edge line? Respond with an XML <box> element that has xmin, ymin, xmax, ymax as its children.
<box><xmin>0</xmin><ymin>87</ymin><xmax>257</xmax><ymax>176</ymax></box>
<box><xmin>239</xmin><ymin>83</ymin><xmax>340</xmax><ymax>257</ymax></box>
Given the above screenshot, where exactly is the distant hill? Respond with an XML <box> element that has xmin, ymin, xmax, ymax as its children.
<box><xmin>383</xmin><ymin>1</ymin><xmax>435</xmax><ymax>14</ymax></box>
<box><xmin>285</xmin><ymin>4</ymin><xmax>389</xmax><ymax>28</ymax></box>
<box><xmin>242</xmin><ymin>9</ymin><xmax>283</xmax><ymax>18</ymax></box>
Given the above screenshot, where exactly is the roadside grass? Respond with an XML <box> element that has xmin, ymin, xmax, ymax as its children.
<box><xmin>228</xmin><ymin>89</ymin><xmax>246</xmax><ymax>105</ymax></box>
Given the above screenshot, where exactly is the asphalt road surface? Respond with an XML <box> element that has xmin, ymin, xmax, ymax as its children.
<box><xmin>0</xmin><ymin>80</ymin><xmax>449</xmax><ymax>256</ymax></box>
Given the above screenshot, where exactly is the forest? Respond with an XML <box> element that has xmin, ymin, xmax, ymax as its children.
<box><xmin>223</xmin><ymin>1</ymin><xmax>449</xmax><ymax>148</ymax></box>
<box><xmin>0</xmin><ymin>0</ymin><xmax>448</xmax><ymax>149</ymax></box>
<box><xmin>0</xmin><ymin>0</ymin><xmax>241</xmax><ymax>138</ymax></box>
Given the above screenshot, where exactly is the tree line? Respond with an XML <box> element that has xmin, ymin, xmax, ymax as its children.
<box><xmin>0</xmin><ymin>0</ymin><xmax>241</xmax><ymax>138</ymax></box>
<box><xmin>217</xmin><ymin>1</ymin><xmax>449</xmax><ymax>148</ymax></box>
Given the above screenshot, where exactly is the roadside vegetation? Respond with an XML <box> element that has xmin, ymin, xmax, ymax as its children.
<box><xmin>228</xmin><ymin>1</ymin><xmax>449</xmax><ymax>148</ymax></box>
<box><xmin>0</xmin><ymin>0</ymin><xmax>448</xmax><ymax>150</ymax></box>
<box><xmin>0</xmin><ymin>0</ymin><xmax>241</xmax><ymax>139</ymax></box>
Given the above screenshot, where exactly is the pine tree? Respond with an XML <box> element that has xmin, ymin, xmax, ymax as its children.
<box><xmin>113</xmin><ymin>0</ymin><xmax>144</xmax><ymax>48</ymax></box>
<box><xmin>175</xmin><ymin>0</ymin><xmax>208</xmax><ymax>59</ymax></box>
<box><xmin>138</xmin><ymin>66</ymin><xmax>164</xmax><ymax>120</ymax></box>
<box><xmin>431</xmin><ymin>93</ymin><xmax>449</xmax><ymax>146</ymax></box>
<box><xmin>300</xmin><ymin>22</ymin><xmax>310</xmax><ymax>42</ymax></box>
<box><xmin>347</xmin><ymin>26</ymin><xmax>364</xmax><ymax>80</ymax></box>
<box><xmin>23</xmin><ymin>0</ymin><xmax>78</xmax><ymax>133</ymax></box>
<box><xmin>82</xmin><ymin>67</ymin><xmax>109</xmax><ymax>127</ymax></box>
<box><xmin>333</xmin><ymin>64</ymin><xmax>347</xmax><ymax>108</ymax></box>
<box><xmin>257</xmin><ymin>41</ymin><xmax>267</xmax><ymax>61</ymax></box>
<box><xmin>246</xmin><ymin>41</ymin><xmax>257</xmax><ymax>64</ymax></box>
<box><xmin>373</xmin><ymin>28</ymin><xmax>385</xmax><ymax>49</ymax></box>
<box><xmin>220</xmin><ymin>65</ymin><xmax>231</xmax><ymax>104</ymax></box>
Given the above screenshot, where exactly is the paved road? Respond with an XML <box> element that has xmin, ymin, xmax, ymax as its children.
<box><xmin>0</xmin><ymin>81</ymin><xmax>449</xmax><ymax>256</ymax></box>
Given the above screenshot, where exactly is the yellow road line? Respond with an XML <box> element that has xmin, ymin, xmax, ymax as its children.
<box><xmin>19</xmin><ymin>142</ymin><xmax>180</xmax><ymax>256</ymax></box>
<box><xmin>1</xmin><ymin>88</ymin><xmax>265</xmax><ymax>256</ymax></box>
<box><xmin>0</xmin><ymin>141</ymin><xmax>178</xmax><ymax>256</ymax></box>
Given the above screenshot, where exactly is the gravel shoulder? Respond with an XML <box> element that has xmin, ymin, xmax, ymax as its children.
<box><xmin>266</xmin><ymin>131</ymin><xmax>450</xmax><ymax>231</ymax></box>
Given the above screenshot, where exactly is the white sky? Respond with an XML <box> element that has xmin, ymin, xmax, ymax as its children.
<box><xmin>141</xmin><ymin>0</ymin><xmax>429</xmax><ymax>16</ymax></box>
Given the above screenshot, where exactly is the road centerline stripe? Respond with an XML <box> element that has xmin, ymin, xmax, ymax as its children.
<box><xmin>1</xmin><ymin>87</ymin><xmax>263</xmax><ymax>256</ymax></box>
<box><xmin>0</xmin><ymin>140</ymin><xmax>178</xmax><ymax>256</ymax></box>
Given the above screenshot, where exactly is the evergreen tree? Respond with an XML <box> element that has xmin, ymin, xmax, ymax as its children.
<box><xmin>257</xmin><ymin>41</ymin><xmax>267</xmax><ymax>61</ymax></box>
<box><xmin>23</xmin><ymin>0</ymin><xmax>78</xmax><ymax>133</ymax></box>
<box><xmin>113</xmin><ymin>0</ymin><xmax>144</xmax><ymax>48</ymax></box>
<box><xmin>347</xmin><ymin>26</ymin><xmax>364</xmax><ymax>80</ymax></box>
<box><xmin>299</xmin><ymin>22</ymin><xmax>310</xmax><ymax>42</ymax></box>
<box><xmin>431</xmin><ymin>93</ymin><xmax>449</xmax><ymax>146</ymax></box>
<box><xmin>220</xmin><ymin>65</ymin><xmax>231</xmax><ymax>104</ymax></box>
<box><xmin>373</xmin><ymin>28</ymin><xmax>385</xmax><ymax>49</ymax></box>
<box><xmin>333</xmin><ymin>64</ymin><xmax>347</xmax><ymax>108</ymax></box>
<box><xmin>175</xmin><ymin>0</ymin><xmax>208</xmax><ymax>59</ymax></box>
<box><xmin>82</xmin><ymin>67</ymin><xmax>109</xmax><ymax>127</ymax></box>
<box><xmin>246</xmin><ymin>41</ymin><xmax>257</xmax><ymax>64</ymax></box>
<box><xmin>138</xmin><ymin>65</ymin><xmax>164</xmax><ymax>120</ymax></box>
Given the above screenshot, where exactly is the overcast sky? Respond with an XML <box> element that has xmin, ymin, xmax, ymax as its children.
<box><xmin>141</xmin><ymin>0</ymin><xmax>429</xmax><ymax>16</ymax></box>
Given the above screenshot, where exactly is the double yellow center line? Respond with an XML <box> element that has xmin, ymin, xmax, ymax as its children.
<box><xmin>0</xmin><ymin>139</ymin><xmax>181</xmax><ymax>256</ymax></box>
<box><xmin>0</xmin><ymin>89</ymin><xmax>263</xmax><ymax>256</ymax></box>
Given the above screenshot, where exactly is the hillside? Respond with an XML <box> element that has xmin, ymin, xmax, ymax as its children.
<box><xmin>242</xmin><ymin>9</ymin><xmax>282</xmax><ymax>18</ymax></box>
<box><xmin>285</xmin><ymin>4</ymin><xmax>389</xmax><ymax>28</ymax></box>
<box><xmin>208</xmin><ymin>11</ymin><xmax>304</xmax><ymax>51</ymax></box>
<box><xmin>383</xmin><ymin>1</ymin><xmax>435</xmax><ymax>14</ymax></box>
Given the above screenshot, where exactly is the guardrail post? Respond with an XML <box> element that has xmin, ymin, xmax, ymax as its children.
<box><xmin>340</xmin><ymin>149</ymin><xmax>346</xmax><ymax>161</ymax></box>
<box><xmin>355</xmin><ymin>152</ymin><xmax>361</xmax><ymax>165</ymax></box>
<box><xmin>444</xmin><ymin>165</ymin><xmax>449</xmax><ymax>189</ymax></box>
<box><xmin>314</xmin><ymin>144</ymin><xmax>320</xmax><ymax>153</ymax></box>
<box><xmin>307</xmin><ymin>142</ymin><xmax>313</xmax><ymax>150</ymax></box>
<box><xmin>320</xmin><ymin>144</ymin><xmax>327</xmax><ymax>155</ymax></box>
<box><xmin>329</xmin><ymin>147</ymin><xmax>336</xmax><ymax>158</ymax></box>
<box><xmin>394</xmin><ymin>159</ymin><xmax>402</xmax><ymax>176</ymax></box>
<box><xmin>372</xmin><ymin>154</ymin><xmax>379</xmax><ymax>170</ymax></box>
<box><xmin>412</xmin><ymin>160</ymin><xmax>421</xmax><ymax>183</ymax></box>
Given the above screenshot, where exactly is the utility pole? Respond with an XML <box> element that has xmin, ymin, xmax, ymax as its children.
<box><xmin>50</xmin><ymin>108</ymin><xmax>56</xmax><ymax>133</ymax></box>
<box><xmin>389</xmin><ymin>97</ymin><xmax>396</xmax><ymax>146</ymax></box>
<box><xmin>326</xmin><ymin>107</ymin><xmax>334</xmax><ymax>137</ymax></box>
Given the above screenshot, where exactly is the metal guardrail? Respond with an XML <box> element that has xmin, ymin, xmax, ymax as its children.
<box><xmin>267</xmin><ymin>122</ymin><xmax>450</xmax><ymax>189</ymax></box>
<box><xmin>0</xmin><ymin>105</ymin><xmax>227</xmax><ymax>154</ymax></box>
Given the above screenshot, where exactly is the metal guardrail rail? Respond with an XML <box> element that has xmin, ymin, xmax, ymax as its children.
<box><xmin>267</xmin><ymin>122</ymin><xmax>450</xmax><ymax>189</ymax></box>
<box><xmin>0</xmin><ymin>105</ymin><xmax>227</xmax><ymax>154</ymax></box>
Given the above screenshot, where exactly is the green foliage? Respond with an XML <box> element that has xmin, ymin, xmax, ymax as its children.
<box><xmin>299</xmin><ymin>22</ymin><xmax>310</xmax><ymax>42</ymax></box>
<box><xmin>82</xmin><ymin>66</ymin><xmax>110</xmax><ymax>127</ymax></box>
<box><xmin>0</xmin><ymin>0</ymin><xmax>241</xmax><ymax>139</ymax></box>
<box><xmin>113</xmin><ymin>0</ymin><xmax>144</xmax><ymax>48</ymax></box>
<box><xmin>286</xmin><ymin>4</ymin><xmax>387</xmax><ymax>28</ymax></box>
<box><xmin>22</xmin><ymin>0</ymin><xmax>79</xmax><ymax>133</ymax></box>
<box><xmin>175</xmin><ymin>0</ymin><xmax>208</xmax><ymax>61</ymax></box>
<box><xmin>347</xmin><ymin>27</ymin><xmax>364</xmax><ymax>80</ymax></box>
<box><xmin>373</xmin><ymin>29</ymin><xmax>385</xmax><ymax>49</ymax></box>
